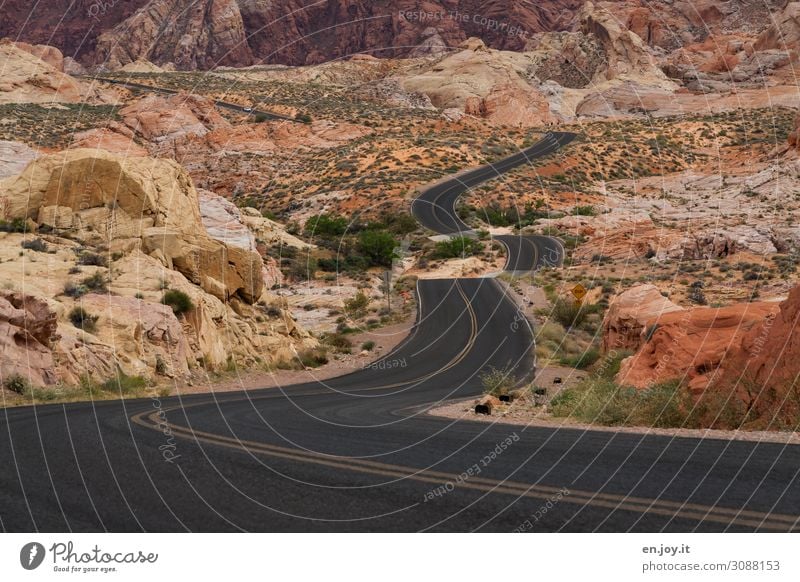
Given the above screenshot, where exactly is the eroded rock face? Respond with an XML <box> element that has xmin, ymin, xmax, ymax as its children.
<box><xmin>0</xmin><ymin>140</ymin><xmax>38</xmax><ymax>179</ymax></box>
<box><xmin>400</xmin><ymin>39</ymin><xmax>556</xmax><ymax>126</ymax></box>
<box><xmin>0</xmin><ymin>41</ymin><xmax>114</xmax><ymax>104</ymax></box>
<box><xmin>0</xmin><ymin>291</ymin><xmax>59</xmax><ymax>387</ymax></box>
<box><xmin>3</xmin><ymin>0</ymin><xmax>581</xmax><ymax>70</ymax></box>
<box><xmin>578</xmin><ymin>2</ymin><xmax>669</xmax><ymax>84</ymax></box>
<box><xmin>713</xmin><ymin>286</ymin><xmax>800</xmax><ymax>422</ymax></box>
<box><xmin>0</xmin><ymin>149</ymin><xmax>263</xmax><ymax>304</ymax></box>
<box><xmin>755</xmin><ymin>2</ymin><xmax>800</xmax><ymax>51</ymax></box>
<box><xmin>94</xmin><ymin>0</ymin><xmax>253</xmax><ymax>71</ymax></box>
<box><xmin>120</xmin><ymin>93</ymin><xmax>230</xmax><ymax>144</ymax></box>
<box><xmin>602</xmin><ymin>284</ymin><xmax>684</xmax><ymax>353</ymax></box>
<box><xmin>614</xmin><ymin>299</ymin><xmax>779</xmax><ymax>392</ymax></box>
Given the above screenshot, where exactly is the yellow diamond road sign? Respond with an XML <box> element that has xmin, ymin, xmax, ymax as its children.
<box><xmin>571</xmin><ymin>284</ymin><xmax>587</xmax><ymax>301</ymax></box>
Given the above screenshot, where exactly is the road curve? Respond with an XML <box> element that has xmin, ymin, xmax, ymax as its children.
<box><xmin>89</xmin><ymin>77</ymin><xmax>300</xmax><ymax>123</ymax></box>
<box><xmin>412</xmin><ymin>132</ymin><xmax>575</xmax><ymax>272</ymax></box>
<box><xmin>2</xmin><ymin>132</ymin><xmax>799</xmax><ymax>532</ymax></box>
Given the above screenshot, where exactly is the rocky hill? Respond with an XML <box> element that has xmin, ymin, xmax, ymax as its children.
<box><xmin>0</xmin><ymin>149</ymin><xmax>316</xmax><ymax>389</ymax></box>
<box><xmin>2</xmin><ymin>0</ymin><xmax>580</xmax><ymax>70</ymax></box>
<box><xmin>3</xmin><ymin>0</ymin><xmax>795</xmax><ymax>72</ymax></box>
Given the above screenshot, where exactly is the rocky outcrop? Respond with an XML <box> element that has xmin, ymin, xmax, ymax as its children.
<box><xmin>401</xmin><ymin>39</ymin><xmax>556</xmax><ymax>126</ymax></box>
<box><xmin>0</xmin><ymin>149</ymin><xmax>316</xmax><ymax>388</ymax></box>
<box><xmin>755</xmin><ymin>2</ymin><xmax>800</xmax><ymax>51</ymax></box>
<box><xmin>789</xmin><ymin>110</ymin><xmax>800</xmax><ymax>150</ymax></box>
<box><xmin>69</xmin><ymin>123</ymin><xmax>149</xmax><ymax>157</ymax></box>
<box><xmin>0</xmin><ymin>140</ymin><xmax>38</xmax><ymax>179</ymax></box>
<box><xmin>0</xmin><ymin>292</ymin><xmax>59</xmax><ymax>387</ymax></box>
<box><xmin>0</xmin><ymin>41</ymin><xmax>115</xmax><ymax>104</ymax></box>
<box><xmin>94</xmin><ymin>0</ymin><xmax>253</xmax><ymax>71</ymax></box>
<box><xmin>12</xmin><ymin>41</ymin><xmax>65</xmax><ymax>71</ymax></box>
<box><xmin>602</xmin><ymin>284</ymin><xmax>683</xmax><ymax>353</ymax></box>
<box><xmin>615</xmin><ymin>298</ymin><xmax>780</xmax><ymax>392</ymax></box>
<box><xmin>0</xmin><ymin>149</ymin><xmax>263</xmax><ymax>303</ymax></box>
<box><xmin>120</xmin><ymin>93</ymin><xmax>230</xmax><ymax>145</ymax></box>
<box><xmin>711</xmin><ymin>285</ymin><xmax>800</xmax><ymax>426</ymax></box>
<box><xmin>578</xmin><ymin>2</ymin><xmax>670</xmax><ymax>84</ymax></box>
<box><xmin>3</xmin><ymin>0</ymin><xmax>583</xmax><ymax>70</ymax></box>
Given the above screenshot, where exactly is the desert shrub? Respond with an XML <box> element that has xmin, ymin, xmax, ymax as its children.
<box><xmin>63</xmin><ymin>281</ymin><xmax>88</xmax><ymax>298</ymax></box>
<box><xmin>358</xmin><ymin>230</ymin><xmax>397</xmax><ymax>268</ymax></box>
<box><xmin>433</xmin><ymin>236</ymin><xmax>483</xmax><ymax>259</ymax></box>
<box><xmin>551</xmin><ymin>298</ymin><xmax>589</xmax><ymax>328</ymax></box>
<box><xmin>297</xmin><ymin>348</ymin><xmax>328</xmax><ymax>368</ymax></box>
<box><xmin>162</xmin><ymin>290</ymin><xmax>194</xmax><ymax>315</ymax></box>
<box><xmin>559</xmin><ymin>347</ymin><xmax>600</xmax><ymax>370</ymax></box>
<box><xmin>551</xmin><ymin>378</ymin><xmax>689</xmax><ymax>428</ymax></box>
<box><xmin>21</xmin><ymin>238</ymin><xmax>48</xmax><ymax>252</ymax></box>
<box><xmin>361</xmin><ymin>340</ymin><xmax>376</xmax><ymax>351</ymax></box>
<box><xmin>344</xmin><ymin>291</ymin><xmax>370</xmax><ymax>318</ymax></box>
<box><xmin>480</xmin><ymin>366</ymin><xmax>517</xmax><ymax>397</ymax></box>
<box><xmin>101</xmin><ymin>372</ymin><xmax>148</xmax><ymax>395</ymax></box>
<box><xmin>0</xmin><ymin>218</ymin><xmax>28</xmax><ymax>233</ymax></box>
<box><xmin>77</xmin><ymin>252</ymin><xmax>108</xmax><ymax>267</ymax></box>
<box><xmin>81</xmin><ymin>272</ymin><xmax>107</xmax><ymax>293</ymax></box>
<box><xmin>69</xmin><ymin>306</ymin><xmax>98</xmax><ymax>333</ymax></box>
<box><xmin>3</xmin><ymin>374</ymin><xmax>30</xmax><ymax>394</ymax></box>
<box><xmin>296</xmin><ymin>112</ymin><xmax>313</xmax><ymax>123</ymax></box>
<box><xmin>571</xmin><ymin>205</ymin><xmax>597</xmax><ymax>216</ymax></box>
<box><xmin>323</xmin><ymin>332</ymin><xmax>353</xmax><ymax>354</ymax></box>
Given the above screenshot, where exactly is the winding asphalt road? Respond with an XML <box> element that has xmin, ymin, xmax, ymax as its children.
<box><xmin>2</xmin><ymin>134</ymin><xmax>799</xmax><ymax>532</ymax></box>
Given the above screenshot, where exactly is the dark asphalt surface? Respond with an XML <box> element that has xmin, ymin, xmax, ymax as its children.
<box><xmin>2</xmin><ymin>133</ymin><xmax>799</xmax><ymax>532</ymax></box>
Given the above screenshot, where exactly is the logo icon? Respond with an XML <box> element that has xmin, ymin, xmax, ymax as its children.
<box><xmin>20</xmin><ymin>542</ymin><xmax>45</xmax><ymax>570</ymax></box>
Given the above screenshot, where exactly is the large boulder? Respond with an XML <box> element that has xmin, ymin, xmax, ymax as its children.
<box><xmin>0</xmin><ymin>41</ymin><xmax>113</xmax><ymax>104</ymax></box>
<box><xmin>120</xmin><ymin>93</ymin><xmax>230</xmax><ymax>145</ymax></box>
<box><xmin>615</xmin><ymin>301</ymin><xmax>780</xmax><ymax>392</ymax></box>
<box><xmin>713</xmin><ymin>285</ymin><xmax>800</xmax><ymax>426</ymax></box>
<box><xmin>0</xmin><ymin>292</ymin><xmax>59</xmax><ymax>387</ymax></box>
<box><xmin>0</xmin><ymin>149</ymin><xmax>263</xmax><ymax>304</ymax></box>
<box><xmin>602</xmin><ymin>284</ymin><xmax>683</xmax><ymax>353</ymax></box>
<box><xmin>578</xmin><ymin>2</ymin><xmax>671</xmax><ymax>85</ymax></box>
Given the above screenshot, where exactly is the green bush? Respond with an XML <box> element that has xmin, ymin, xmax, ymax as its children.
<box><xmin>77</xmin><ymin>252</ymin><xmax>108</xmax><ymax>267</ymax></box>
<box><xmin>162</xmin><ymin>290</ymin><xmax>194</xmax><ymax>315</ymax></box>
<box><xmin>297</xmin><ymin>348</ymin><xmax>328</xmax><ymax>368</ymax></box>
<box><xmin>21</xmin><ymin>238</ymin><xmax>48</xmax><ymax>252</ymax></box>
<box><xmin>101</xmin><ymin>372</ymin><xmax>148</xmax><ymax>395</ymax></box>
<box><xmin>551</xmin><ymin>378</ymin><xmax>689</xmax><ymax>428</ymax></box>
<box><xmin>358</xmin><ymin>230</ymin><xmax>398</xmax><ymax>268</ymax></box>
<box><xmin>480</xmin><ymin>366</ymin><xmax>517</xmax><ymax>397</ymax></box>
<box><xmin>323</xmin><ymin>332</ymin><xmax>353</xmax><ymax>354</ymax></box>
<box><xmin>0</xmin><ymin>218</ymin><xmax>28</xmax><ymax>233</ymax></box>
<box><xmin>69</xmin><ymin>306</ymin><xmax>98</xmax><ymax>333</ymax></box>
<box><xmin>551</xmin><ymin>298</ymin><xmax>589</xmax><ymax>329</ymax></box>
<box><xmin>63</xmin><ymin>282</ymin><xmax>88</xmax><ymax>298</ymax></box>
<box><xmin>305</xmin><ymin>214</ymin><xmax>349</xmax><ymax>238</ymax></box>
<box><xmin>3</xmin><ymin>374</ymin><xmax>30</xmax><ymax>394</ymax></box>
<box><xmin>344</xmin><ymin>291</ymin><xmax>370</xmax><ymax>318</ymax></box>
<box><xmin>81</xmin><ymin>272</ymin><xmax>107</xmax><ymax>293</ymax></box>
<box><xmin>433</xmin><ymin>236</ymin><xmax>484</xmax><ymax>259</ymax></box>
<box><xmin>361</xmin><ymin>340</ymin><xmax>376</xmax><ymax>351</ymax></box>
<box><xmin>559</xmin><ymin>347</ymin><xmax>600</xmax><ymax>370</ymax></box>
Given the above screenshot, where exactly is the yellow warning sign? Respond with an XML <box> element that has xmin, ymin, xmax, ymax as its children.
<box><xmin>571</xmin><ymin>284</ymin><xmax>587</xmax><ymax>301</ymax></box>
